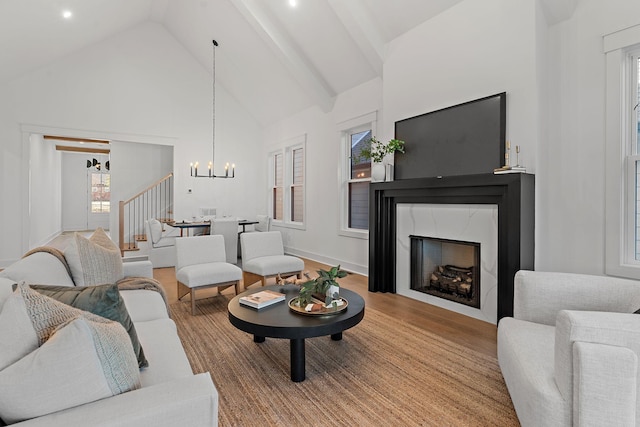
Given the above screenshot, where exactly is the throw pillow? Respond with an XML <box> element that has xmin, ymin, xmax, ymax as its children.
<box><xmin>0</xmin><ymin>284</ymin><xmax>129</xmax><ymax>370</ymax></box>
<box><xmin>0</xmin><ymin>316</ymin><xmax>140</xmax><ymax>424</ymax></box>
<box><xmin>64</xmin><ymin>231</ymin><xmax>123</xmax><ymax>286</ymax></box>
<box><xmin>27</xmin><ymin>283</ymin><xmax>148</xmax><ymax>368</ymax></box>
<box><xmin>148</xmin><ymin>218</ymin><xmax>163</xmax><ymax>244</ymax></box>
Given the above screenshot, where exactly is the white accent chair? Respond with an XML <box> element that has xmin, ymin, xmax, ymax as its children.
<box><xmin>175</xmin><ymin>235</ymin><xmax>242</xmax><ymax>315</ymax></box>
<box><xmin>254</xmin><ymin>215</ymin><xmax>271</xmax><ymax>232</ymax></box>
<box><xmin>210</xmin><ymin>218</ymin><xmax>239</xmax><ymax>264</ymax></box>
<box><xmin>141</xmin><ymin>219</ymin><xmax>180</xmax><ymax>267</ymax></box>
<box><xmin>497</xmin><ymin>270</ymin><xmax>640</xmax><ymax>427</ymax></box>
<box><xmin>240</xmin><ymin>231</ymin><xmax>304</xmax><ymax>288</ymax></box>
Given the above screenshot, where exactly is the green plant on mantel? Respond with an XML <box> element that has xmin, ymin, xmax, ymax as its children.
<box><xmin>298</xmin><ymin>265</ymin><xmax>348</xmax><ymax>306</ymax></box>
<box><xmin>358</xmin><ymin>137</ymin><xmax>405</xmax><ymax>163</ymax></box>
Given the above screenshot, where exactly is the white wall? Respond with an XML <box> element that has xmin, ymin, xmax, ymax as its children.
<box><xmin>28</xmin><ymin>134</ymin><xmax>61</xmax><ymax>248</ymax></box>
<box><xmin>0</xmin><ymin>22</ymin><xmax>263</xmax><ymax>265</ymax></box>
<box><xmin>263</xmin><ymin>78</ymin><xmax>383</xmax><ymax>274</ymax></box>
<box><xmin>263</xmin><ymin>0</ymin><xmax>640</xmax><ymax>278</ymax></box>
<box><xmin>62</xmin><ymin>152</ymin><xmax>92</xmax><ymax>231</ymax></box>
<box><xmin>539</xmin><ymin>0</ymin><xmax>640</xmax><ymax>274</ymax></box>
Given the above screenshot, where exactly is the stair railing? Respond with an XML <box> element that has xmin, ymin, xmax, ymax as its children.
<box><xmin>119</xmin><ymin>173</ymin><xmax>173</xmax><ymax>255</ymax></box>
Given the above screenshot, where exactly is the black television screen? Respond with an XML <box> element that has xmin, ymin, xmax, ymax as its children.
<box><xmin>394</xmin><ymin>92</ymin><xmax>506</xmax><ymax>180</ymax></box>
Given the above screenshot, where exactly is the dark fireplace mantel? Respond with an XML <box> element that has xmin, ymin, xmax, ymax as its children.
<box><xmin>368</xmin><ymin>173</ymin><xmax>534</xmax><ymax>320</ymax></box>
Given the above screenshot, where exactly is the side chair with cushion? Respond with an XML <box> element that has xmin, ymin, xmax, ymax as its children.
<box><xmin>240</xmin><ymin>231</ymin><xmax>304</xmax><ymax>288</ymax></box>
<box><xmin>210</xmin><ymin>217</ymin><xmax>239</xmax><ymax>264</ymax></box>
<box><xmin>142</xmin><ymin>219</ymin><xmax>180</xmax><ymax>267</ymax></box>
<box><xmin>175</xmin><ymin>235</ymin><xmax>242</xmax><ymax>315</ymax></box>
<box><xmin>497</xmin><ymin>270</ymin><xmax>640</xmax><ymax>427</ymax></box>
<box><xmin>254</xmin><ymin>215</ymin><xmax>271</xmax><ymax>232</ymax></box>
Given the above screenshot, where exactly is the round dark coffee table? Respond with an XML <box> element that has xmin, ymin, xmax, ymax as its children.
<box><xmin>228</xmin><ymin>284</ymin><xmax>365</xmax><ymax>382</ymax></box>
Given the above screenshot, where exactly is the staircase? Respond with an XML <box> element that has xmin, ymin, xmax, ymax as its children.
<box><xmin>119</xmin><ymin>173</ymin><xmax>174</xmax><ymax>255</ymax></box>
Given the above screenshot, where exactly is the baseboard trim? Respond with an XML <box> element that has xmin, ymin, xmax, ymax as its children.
<box><xmin>283</xmin><ymin>246</ymin><xmax>368</xmax><ymax>277</ymax></box>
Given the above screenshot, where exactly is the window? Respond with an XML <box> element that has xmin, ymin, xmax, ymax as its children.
<box><xmin>291</xmin><ymin>147</ymin><xmax>304</xmax><ymax>222</ymax></box>
<box><xmin>348</xmin><ymin>129</ymin><xmax>372</xmax><ymax>230</ymax></box>
<box><xmin>90</xmin><ymin>172</ymin><xmax>110</xmax><ymax>213</ymax></box>
<box><xmin>604</xmin><ymin>24</ymin><xmax>640</xmax><ymax>278</ymax></box>
<box><xmin>268</xmin><ymin>135</ymin><xmax>306</xmax><ymax>229</ymax></box>
<box><xmin>272</xmin><ymin>153</ymin><xmax>284</xmax><ymax>221</ymax></box>
<box><xmin>338</xmin><ymin>112</ymin><xmax>377</xmax><ymax>239</ymax></box>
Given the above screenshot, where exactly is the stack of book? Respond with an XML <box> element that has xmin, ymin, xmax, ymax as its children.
<box><xmin>239</xmin><ymin>290</ymin><xmax>285</xmax><ymax>309</ymax></box>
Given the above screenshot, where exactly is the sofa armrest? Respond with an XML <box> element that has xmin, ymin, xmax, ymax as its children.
<box><xmin>513</xmin><ymin>270</ymin><xmax>640</xmax><ymax>325</ymax></box>
<box><xmin>573</xmin><ymin>341</ymin><xmax>637</xmax><ymax>426</ymax></box>
<box><xmin>123</xmin><ymin>260</ymin><xmax>153</xmax><ymax>279</ymax></box>
<box><xmin>555</xmin><ymin>310</ymin><xmax>640</xmax><ymax>407</ymax></box>
<box><xmin>15</xmin><ymin>373</ymin><xmax>218</xmax><ymax>427</ymax></box>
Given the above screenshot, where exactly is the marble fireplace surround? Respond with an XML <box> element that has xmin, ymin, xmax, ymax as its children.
<box><xmin>397</xmin><ymin>204</ymin><xmax>498</xmax><ymax>323</ymax></box>
<box><xmin>368</xmin><ymin>173</ymin><xmax>535</xmax><ymax>321</ymax></box>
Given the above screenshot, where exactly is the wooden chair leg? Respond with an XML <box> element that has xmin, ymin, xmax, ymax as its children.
<box><xmin>191</xmin><ymin>288</ymin><xmax>196</xmax><ymax>316</ymax></box>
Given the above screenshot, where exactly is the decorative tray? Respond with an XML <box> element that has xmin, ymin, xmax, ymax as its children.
<box><xmin>288</xmin><ymin>297</ymin><xmax>348</xmax><ymax>316</ymax></box>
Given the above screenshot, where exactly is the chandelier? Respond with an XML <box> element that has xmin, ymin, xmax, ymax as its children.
<box><xmin>190</xmin><ymin>39</ymin><xmax>235</xmax><ymax>179</ymax></box>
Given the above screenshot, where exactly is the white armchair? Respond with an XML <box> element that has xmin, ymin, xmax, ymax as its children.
<box><xmin>497</xmin><ymin>270</ymin><xmax>640</xmax><ymax>427</ymax></box>
<box><xmin>210</xmin><ymin>218</ymin><xmax>239</xmax><ymax>264</ymax></box>
<box><xmin>175</xmin><ymin>235</ymin><xmax>242</xmax><ymax>315</ymax></box>
<box><xmin>240</xmin><ymin>231</ymin><xmax>304</xmax><ymax>288</ymax></box>
<box><xmin>139</xmin><ymin>219</ymin><xmax>180</xmax><ymax>268</ymax></box>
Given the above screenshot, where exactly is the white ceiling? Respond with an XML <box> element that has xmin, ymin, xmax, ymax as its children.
<box><xmin>0</xmin><ymin>0</ymin><xmax>467</xmax><ymax>125</ymax></box>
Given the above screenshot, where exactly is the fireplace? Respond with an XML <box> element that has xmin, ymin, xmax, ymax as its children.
<box><xmin>410</xmin><ymin>236</ymin><xmax>481</xmax><ymax>309</ymax></box>
<box><xmin>369</xmin><ymin>173</ymin><xmax>534</xmax><ymax>321</ymax></box>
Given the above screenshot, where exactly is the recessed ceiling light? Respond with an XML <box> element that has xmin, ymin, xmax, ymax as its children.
<box><xmin>289</xmin><ymin>0</ymin><xmax>297</xmax><ymax>7</ymax></box>
<box><xmin>62</xmin><ymin>10</ymin><xmax>72</xmax><ymax>19</ymax></box>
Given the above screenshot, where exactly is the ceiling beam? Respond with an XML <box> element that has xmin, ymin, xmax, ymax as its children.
<box><xmin>56</xmin><ymin>145</ymin><xmax>110</xmax><ymax>154</ymax></box>
<box><xmin>327</xmin><ymin>0</ymin><xmax>384</xmax><ymax>76</ymax></box>
<box><xmin>44</xmin><ymin>135</ymin><xmax>110</xmax><ymax>144</ymax></box>
<box><xmin>230</xmin><ymin>0</ymin><xmax>335</xmax><ymax>113</ymax></box>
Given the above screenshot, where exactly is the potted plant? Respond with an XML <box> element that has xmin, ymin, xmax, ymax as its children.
<box><xmin>298</xmin><ymin>265</ymin><xmax>348</xmax><ymax>306</ymax></box>
<box><xmin>357</xmin><ymin>137</ymin><xmax>405</xmax><ymax>181</ymax></box>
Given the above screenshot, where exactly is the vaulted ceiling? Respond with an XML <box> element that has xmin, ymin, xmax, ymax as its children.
<box><xmin>0</xmin><ymin>0</ymin><xmax>577</xmax><ymax>127</ymax></box>
<box><xmin>0</xmin><ymin>0</ymin><xmax>468</xmax><ymax>126</ymax></box>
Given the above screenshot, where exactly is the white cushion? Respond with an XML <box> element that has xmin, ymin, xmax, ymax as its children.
<box><xmin>497</xmin><ymin>317</ymin><xmax>568</xmax><ymax>426</ymax></box>
<box><xmin>120</xmin><ymin>289</ymin><xmax>170</xmax><ymax>323</ymax></box>
<box><xmin>242</xmin><ymin>255</ymin><xmax>304</xmax><ymax>277</ymax></box>
<box><xmin>0</xmin><ymin>317</ymin><xmax>140</xmax><ymax>424</ymax></box>
<box><xmin>240</xmin><ymin>231</ymin><xmax>284</xmax><ymax>261</ymax></box>
<box><xmin>148</xmin><ymin>219</ymin><xmax>163</xmax><ymax>244</ymax></box>
<box><xmin>135</xmin><ymin>319</ymin><xmax>194</xmax><ymax>387</ymax></box>
<box><xmin>0</xmin><ymin>287</ymin><xmax>39</xmax><ymax>371</ymax></box>
<box><xmin>0</xmin><ymin>277</ymin><xmax>16</xmax><ymax>311</ymax></box>
<box><xmin>0</xmin><ymin>252</ymin><xmax>74</xmax><ymax>286</ymax></box>
<box><xmin>64</xmin><ymin>231</ymin><xmax>124</xmax><ymax>286</ymax></box>
<box><xmin>175</xmin><ymin>235</ymin><xmax>226</xmax><ymax>270</ymax></box>
<box><xmin>177</xmin><ymin>262</ymin><xmax>242</xmax><ymax>289</ymax></box>
<box><xmin>154</xmin><ymin>235</ymin><xmax>176</xmax><ymax>248</ymax></box>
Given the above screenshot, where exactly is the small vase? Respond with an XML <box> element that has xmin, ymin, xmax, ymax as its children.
<box><xmin>326</xmin><ymin>285</ymin><xmax>340</xmax><ymax>301</ymax></box>
<box><xmin>371</xmin><ymin>163</ymin><xmax>386</xmax><ymax>182</ymax></box>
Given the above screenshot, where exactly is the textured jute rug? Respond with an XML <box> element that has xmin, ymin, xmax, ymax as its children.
<box><xmin>170</xmin><ymin>295</ymin><xmax>519</xmax><ymax>427</ymax></box>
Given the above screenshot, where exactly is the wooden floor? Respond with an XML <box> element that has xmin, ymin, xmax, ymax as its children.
<box><xmin>156</xmin><ymin>258</ymin><xmax>499</xmax><ymax>358</ymax></box>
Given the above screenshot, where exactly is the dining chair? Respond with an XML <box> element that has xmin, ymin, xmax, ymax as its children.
<box><xmin>210</xmin><ymin>218</ymin><xmax>239</xmax><ymax>264</ymax></box>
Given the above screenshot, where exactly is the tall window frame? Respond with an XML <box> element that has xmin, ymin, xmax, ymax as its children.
<box><xmin>605</xmin><ymin>24</ymin><xmax>640</xmax><ymax>279</ymax></box>
<box><xmin>338</xmin><ymin>111</ymin><xmax>377</xmax><ymax>239</ymax></box>
<box><xmin>268</xmin><ymin>134</ymin><xmax>306</xmax><ymax>230</ymax></box>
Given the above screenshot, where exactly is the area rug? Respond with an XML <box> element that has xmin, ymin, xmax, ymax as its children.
<box><xmin>170</xmin><ymin>295</ymin><xmax>518</xmax><ymax>427</ymax></box>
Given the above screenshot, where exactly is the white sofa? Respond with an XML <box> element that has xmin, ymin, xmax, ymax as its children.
<box><xmin>497</xmin><ymin>270</ymin><xmax>640</xmax><ymax>427</ymax></box>
<box><xmin>0</xmin><ymin>250</ymin><xmax>218</xmax><ymax>426</ymax></box>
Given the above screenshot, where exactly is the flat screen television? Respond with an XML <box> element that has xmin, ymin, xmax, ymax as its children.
<box><xmin>394</xmin><ymin>92</ymin><xmax>506</xmax><ymax>180</ymax></box>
